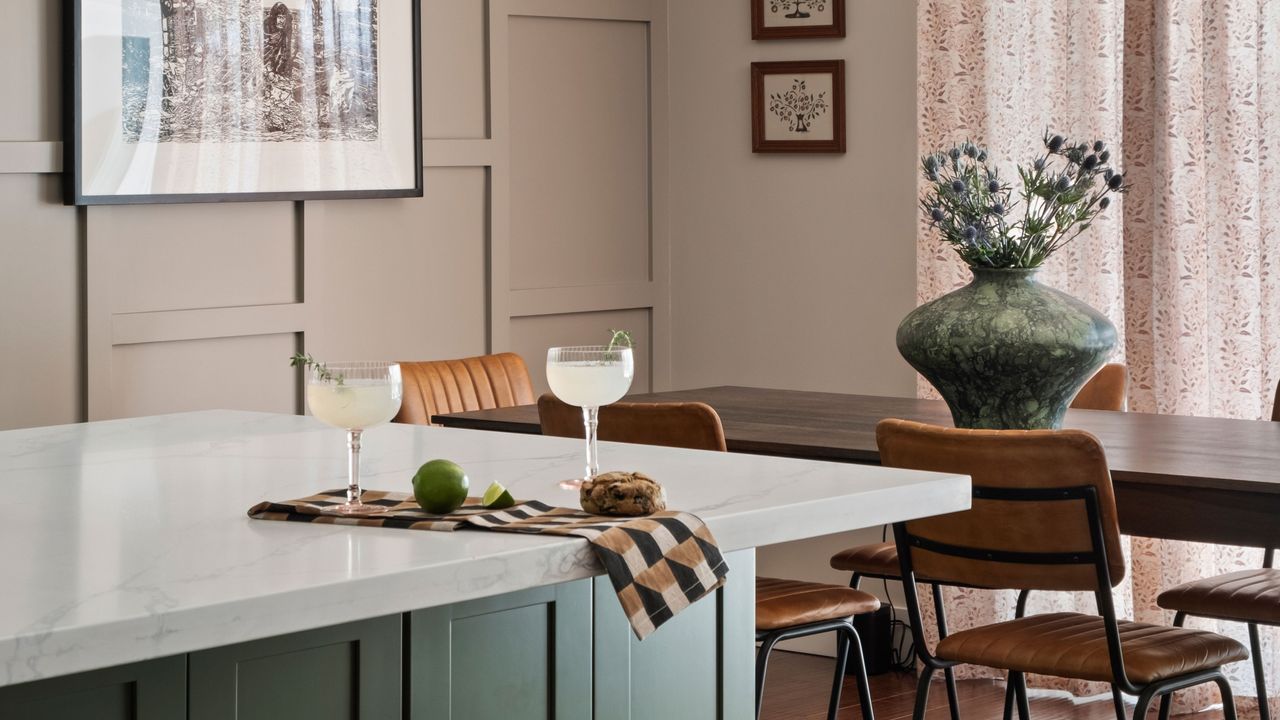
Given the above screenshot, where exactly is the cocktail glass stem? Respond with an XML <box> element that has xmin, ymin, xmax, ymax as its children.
<box><xmin>346</xmin><ymin>429</ymin><xmax>364</xmax><ymax>509</ymax></box>
<box><xmin>582</xmin><ymin>405</ymin><xmax>600</xmax><ymax>481</ymax></box>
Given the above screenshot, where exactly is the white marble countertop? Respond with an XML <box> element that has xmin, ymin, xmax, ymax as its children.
<box><xmin>0</xmin><ymin>410</ymin><xmax>969</xmax><ymax>687</ymax></box>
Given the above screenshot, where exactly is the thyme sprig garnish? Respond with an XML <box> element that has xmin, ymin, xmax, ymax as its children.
<box><xmin>607</xmin><ymin>329</ymin><xmax>634</xmax><ymax>352</ymax></box>
<box><xmin>289</xmin><ymin>353</ymin><xmax>345</xmax><ymax>385</ymax></box>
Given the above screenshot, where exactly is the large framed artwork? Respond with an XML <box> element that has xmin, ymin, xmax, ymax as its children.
<box><xmin>751</xmin><ymin>0</ymin><xmax>845</xmax><ymax>40</ymax></box>
<box><xmin>751</xmin><ymin>60</ymin><xmax>845</xmax><ymax>154</ymax></box>
<box><xmin>66</xmin><ymin>0</ymin><xmax>423</xmax><ymax>205</ymax></box>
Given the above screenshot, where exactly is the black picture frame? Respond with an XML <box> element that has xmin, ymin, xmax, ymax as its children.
<box><xmin>64</xmin><ymin>0</ymin><xmax>424</xmax><ymax>206</ymax></box>
<box><xmin>751</xmin><ymin>0</ymin><xmax>845</xmax><ymax>41</ymax></box>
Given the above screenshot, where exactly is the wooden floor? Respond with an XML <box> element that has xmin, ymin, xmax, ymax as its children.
<box><xmin>760</xmin><ymin>651</ymin><xmax>1229</xmax><ymax>720</ymax></box>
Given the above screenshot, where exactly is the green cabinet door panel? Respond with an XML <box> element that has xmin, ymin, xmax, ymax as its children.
<box><xmin>188</xmin><ymin>614</ymin><xmax>401</xmax><ymax>720</ymax></box>
<box><xmin>594</xmin><ymin>548</ymin><xmax>756</xmax><ymax>720</ymax></box>
<box><xmin>407</xmin><ymin>580</ymin><xmax>593</xmax><ymax>720</ymax></box>
<box><xmin>0</xmin><ymin>655</ymin><xmax>186</xmax><ymax>720</ymax></box>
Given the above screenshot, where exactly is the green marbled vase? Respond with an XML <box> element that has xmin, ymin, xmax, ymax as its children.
<box><xmin>897</xmin><ymin>267</ymin><xmax>1117</xmax><ymax>430</ymax></box>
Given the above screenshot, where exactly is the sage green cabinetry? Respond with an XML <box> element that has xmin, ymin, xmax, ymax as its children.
<box><xmin>407</xmin><ymin>580</ymin><xmax>593</xmax><ymax>720</ymax></box>
<box><xmin>0</xmin><ymin>656</ymin><xmax>185</xmax><ymax>720</ymax></box>
<box><xmin>188</xmin><ymin>614</ymin><xmax>401</xmax><ymax>720</ymax></box>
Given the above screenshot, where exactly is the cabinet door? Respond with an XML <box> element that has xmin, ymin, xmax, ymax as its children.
<box><xmin>0</xmin><ymin>656</ymin><xmax>185</xmax><ymax>720</ymax></box>
<box><xmin>189</xmin><ymin>614</ymin><xmax>401</xmax><ymax>720</ymax></box>
<box><xmin>408</xmin><ymin>580</ymin><xmax>593</xmax><ymax>720</ymax></box>
<box><xmin>594</xmin><ymin>548</ymin><xmax>756</xmax><ymax>720</ymax></box>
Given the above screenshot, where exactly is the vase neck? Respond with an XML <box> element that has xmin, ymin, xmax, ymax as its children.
<box><xmin>969</xmin><ymin>266</ymin><xmax>1040</xmax><ymax>285</ymax></box>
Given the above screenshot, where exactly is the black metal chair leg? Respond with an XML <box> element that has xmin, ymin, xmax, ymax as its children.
<box><xmin>1250</xmin><ymin>623</ymin><xmax>1271</xmax><ymax>720</ymax></box>
<box><xmin>1013</xmin><ymin>671</ymin><xmax>1030</xmax><ymax>720</ymax></box>
<box><xmin>842</xmin><ymin>623</ymin><xmax>876</xmax><ymax>720</ymax></box>
<box><xmin>1132</xmin><ymin>684</ymin><xmax>1161</xmax><ymax>720</ymax></box>
<box><xmin>912</xmin><ymin>665</ymin><xmax>936</xmax><ymax>720</ymax></box>
<box><xmin>1216</xmin><ymin>672</ymin><xmax>1239</xmax><ymax>720</ymax></box>
<box><xmin>829</xmin><ymin>626</ymin><xmax>851</xmax><ymax>720</ymax></box>
<box><xmin>1111</xmin><ymin>685</ymin><xmax>1127</xmax><ymax>720</ymax></box>
<box><xmin>1002</xmin><ymin>674</ymin><xmax>1016</xmax><ymax>720</ymax></box>
<box><xmin>1155</xmin><ymin>612</ymin><xmax>1187</xmax><ymax>720</ymax></box>
<box><xmin>755</xmin><ymin>632</ymin><xmax>780</xmax><ymax>720</ymax></box>
<box><xmin>930</xmin><ymin>584</ymin><xmax>963</xmax><ymax>720</ymax></box>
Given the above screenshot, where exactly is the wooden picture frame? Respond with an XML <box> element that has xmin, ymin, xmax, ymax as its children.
<box><xmin>751</xmin><ymin>60</ymin><xmax>845</xmax><ymax>154</ymax></box>
<box><xmin>65</xmin><ymin>0</ymin><xmax>424</xmax><ymax>206</ymax></box>
<box><xmin>751</xmin><ymin>0</ymin><xmax>845</xmax><ymax>40</ymax></box>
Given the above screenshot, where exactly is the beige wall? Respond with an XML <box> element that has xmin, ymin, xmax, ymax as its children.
<box><xmin>0</xmin><ymin>0</ymin><xmax>668</xmax><ymax>430</ymax></box>
<box><xmin>668</xmin><ymin>0</ymin><xmax>917</xmax><ymax>397</ymax></box>
<box><xmin>667</xmin><ymin>0</ymin><xmax>920</xmax><ymax>652</ymax></box>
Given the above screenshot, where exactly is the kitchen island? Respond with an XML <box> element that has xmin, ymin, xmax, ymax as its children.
<box><xmin>0</xmin><ymin>410</ymin><xmax>968</xmax><ymax>719</ymax></box>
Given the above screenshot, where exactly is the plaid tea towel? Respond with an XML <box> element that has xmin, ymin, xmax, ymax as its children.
<box><xmin>247</xmin><ymin>489</ymin><xmax>729</xmax><ymax>639</ymax></box>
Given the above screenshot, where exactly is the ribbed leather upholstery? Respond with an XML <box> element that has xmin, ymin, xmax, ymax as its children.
<box><xmin>1158</xmin><ymin>569</ymin><xmax>1280</xmax><ymax>625</ymax></box>
<box><xmin>830</xmin><ymin>368</ymin><xmax>1129</xmax><ymax>581</ymax></box>
<box><xmin>877</xmin><ymin>420</ymin><xmax>1127</xmax><ymax>592</ymax></box>
<box><xmin>394</xmin><ymin>353</ymin><xmax>534</xmax><ymax>425</ymax></box>
<box><xmin>829</xmin><ymin>542</ymin><xmax>899</xmax><ymax>576</ymax></box>
<box><xmin>755</xmin><ymin>577</ymin><xmax>881</xmax><ymax>631</ymax></box>
<box><xmin>538</xmin><ymin>394</ymin><xmax>728</xmax><ymax>452</ymax></box>
<box><xmin>935</xmin><ymin>613</ymin><xmax>1248</xmax><ymax>684</ymax></box>
<box><xmin>1071</xmin><ymin>363</ymin><xmax>1128</xmax><ymax>412</ymax></box>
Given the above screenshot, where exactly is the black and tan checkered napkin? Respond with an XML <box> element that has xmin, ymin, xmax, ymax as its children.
<box><xmin>247</xmin><ymin>489</ymin><xmax>729</xmax><ymax>639</ymax></box>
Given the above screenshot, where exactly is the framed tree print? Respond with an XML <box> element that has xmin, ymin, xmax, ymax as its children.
<box><xmin>751</xmin><ymin>60</ymin><xmax>845</xmax><ymax>154</ymax></box>
<box><xmin>752</xmin><ymin>0</ymin><xmax>845</xmax><ymax>40</ymax></box>
<box><xmin>66</xmin><ymin>0</ymin><xmax>423</xmax><ymax>205</ymax></box>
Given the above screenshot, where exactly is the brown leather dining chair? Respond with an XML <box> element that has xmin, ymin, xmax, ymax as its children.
<box><xmin>1153</xmin><ymin>378</ymin><xmax>1280</xmax><ymax>720</ymax></box>
<box><xmin>878</xmin><ymin>419</ymin><xmax>1247</xmax><ymax>720</ymax></box>
<box><xmin>393</xmin><ymin>352</ymin><xmax>534</xmax><ymax>425</ymax></box>
<box><xmin>538</xmin><ymin>393</ymin><xmax>879</xmax><ymax>720</ymax></box>
<box><xmin>828</xmin><ymin>363</ymin><xmax>1130</xmax><ymax>719</ymax></box>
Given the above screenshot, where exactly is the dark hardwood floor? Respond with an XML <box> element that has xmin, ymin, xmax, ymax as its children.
<box><xmin>760</xmin><ymin>651</ymin><xmax>1229</xmax><ymax>720</ymax></box>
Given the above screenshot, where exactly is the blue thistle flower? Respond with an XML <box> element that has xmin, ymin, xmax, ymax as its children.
<box><xmin>1107</xmin><ymin>173</ymin><xmax>1124</xmax><ymax>190</ymax></box>
<box><xmin>987</xmin><ymin>180</ymin><xmax>1000</xmax><ymax>193</ymax></box>
<box><xmin>1054</xmin><ymin>175</ymin><xmax>1072</xmax><ymax>193</ymax></box>
<box><xmin>931</xmin><ymin>207</ymin><xmax>946</xmax><ymax>222</ymax></box>
<box><xmin>977</xmin><ymin>151</ymin><xmax>987</xmax><ymax>162</ymax></box>
<box><xmin>1047</xmin><ymin>135</ymin><xmax>1065</xmax><ymax>152</ymax></box>
<box><xmin>1099</xmin><ymin>197</ymin><xmax>1111</xmax><ymax>210</ymax></box>
<box><xmin>949</xmin><ymin>147</ymin><xmax>961</xmax><ymax>160</ymax></box>
<box><xmin>1093</xmin><ymin>141</ymin><xmax>1105</xmax><ymax>152</ymax></box>
<box><xmin>962</xmin><ymin>225</ymin><xmax>978</xmax><ymax>240</ymax></box>
<box><xmin>991</xmin><ymin>202</ymin><xmax>1005</xmax><ymax>215</ymax></box>
<box><xmin>951</xmin><ymin>179</ymin><xmax>966</xmax><ymax>193</ymax></box>
<box><xmin>1099</xmin><ymin>150</ymin><xmax>1111</xmax><ymax>163</ymax></box>
<box><xmin>1082</xmin><ymin>154</ymin><xmax>1099</xmax><ymax>171</ymax></box>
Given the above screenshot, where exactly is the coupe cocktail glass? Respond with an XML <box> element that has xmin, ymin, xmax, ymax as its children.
<box><xmin>546</xmin><ymin>345</ymin><xmax>635</xmax><ymax>489</ymax></box>
<box><xmin>306</xmin><ymin>361</ymin><xmax>403</xmax><ymax>515</ymax></box>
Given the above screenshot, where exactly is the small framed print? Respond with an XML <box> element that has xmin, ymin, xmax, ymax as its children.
<box><xmin>751</xmin><ymin>60</ymin><xmax>845</xmax><ymax>154</ymax></box>
<box><xmin>752</xmin><ymin>0</ymin><xmax>845</xmax><ymax>40</ymax></box>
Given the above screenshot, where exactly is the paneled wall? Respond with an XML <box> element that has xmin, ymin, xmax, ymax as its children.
<box><xmin>0</xmin><ymin>0</ymin><xmax>667</xmax><ymax>430</ymax></box>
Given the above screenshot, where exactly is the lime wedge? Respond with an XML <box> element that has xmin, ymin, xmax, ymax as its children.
<box><xmin>482</xmin><ymin>481</ymin><xmax>516</xmax><ymax>509</ymax></box>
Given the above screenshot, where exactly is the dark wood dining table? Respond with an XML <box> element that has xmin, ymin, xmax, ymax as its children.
<box><xmin>434</xmin><ymin>385</ymin><xmax>1280</xmax><ymax>550</ymax></box>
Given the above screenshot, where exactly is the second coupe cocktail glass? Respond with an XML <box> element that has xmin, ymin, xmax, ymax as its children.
<box><xmin>546</xmin><ymin>345</ymin><xmax>635</xmax><ymax>490</ymax></box>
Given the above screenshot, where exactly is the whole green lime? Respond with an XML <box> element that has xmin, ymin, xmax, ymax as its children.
<box><xmin>412</xmin><ymin>459</ymin><xmax>470</xmax><ymax>514</ymax></box>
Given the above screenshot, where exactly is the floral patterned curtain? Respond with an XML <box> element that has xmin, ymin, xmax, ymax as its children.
<box><xmin>917</xmin><ymin>0</ymin><xmax>1279</xmax><ymax>714</ymax></box>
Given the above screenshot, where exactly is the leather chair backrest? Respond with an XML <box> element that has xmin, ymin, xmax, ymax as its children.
<box><xmin>877</xmin><ymin>419</ymin><xmax>1126</xmax><ymax>592</ymax></box>
<box><xmin>538</xmin><ymin>394</ymin><xmax>728</xmax><ymax>452</ymax></box>
<box><xmin>394</xmin><ymin>353</ymin><xmax>534</xmax><ymax>425</ymax></box>
<box><xmin>1272</xmin><ymin>379</ymin><xmax>1280</xmax><ymax>422</ymax></box>
<box><xmin>1071</xmin><ymin>363</ymin><xmax>1128</xmax><ymax>412</ymax></box>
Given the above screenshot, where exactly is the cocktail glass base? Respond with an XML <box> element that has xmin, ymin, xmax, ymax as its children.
<box><xmin>558</xmin><ymin>477</ymin><xmax>587</xmax><ymax>491</ymax></box>
<box><xmin>324</xmin><ymin>502</ymin><xmax>389</xmax><ymax>517</ymax></box>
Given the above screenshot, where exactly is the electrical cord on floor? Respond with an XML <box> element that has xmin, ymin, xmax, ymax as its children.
<box><xmin>881</xmin><ymin>524</ymin><xmax>917</xmax><ymax>671</ymax></box>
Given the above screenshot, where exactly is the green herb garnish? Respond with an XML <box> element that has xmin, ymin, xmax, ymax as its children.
<box><xmin>289</xmin><ymin>353</ymin><xmax>345</xmax><ymax>385</ymax></box>
<box><xmin>607</xmin><ymin>329</ymin><xmax>634</xmax><ymax>351</ymax></box>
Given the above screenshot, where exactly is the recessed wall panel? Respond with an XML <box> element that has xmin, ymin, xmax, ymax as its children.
<box><xmin>508</xmin><ymin>17</ymin><xmax>651</xmax><ymax>290</ymax></box>
<box><xmin>311</xmin><ymin>167</ymin><xmax>488</xmax><ymax>362</ymax></box>
<box><xmin>0</xmin><ymin>176</ymin><xmax>82</xmax><ymax>430</ymax></box>
<box><xmin>510</xmin><ymin>308</ymin><xmax>652</xmax><ymax>397</ymax></box>
<box><xmin>93</xmin><ymin>202</ymin><xmax>299</xmax><ymax>314</ymax></box>
<box><xmin>110</xmin><ymin>334</ymin><xmax>297</xmax><ymax>418</ymax></box>
<box><xmin>0</xmin><ymin>0</ymin><xmax>59</xmax><ymax>141</ymax></box>
<box><xmin>422</xmin><ymin>0</ymin><xmax>488</xmax><ymax>138</ymax></box>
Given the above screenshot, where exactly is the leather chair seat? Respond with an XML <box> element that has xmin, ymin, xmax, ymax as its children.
<box><xmin>1157</xmin><ymin>568</ymin><xmax>1280</xmax><ymax>625</ymax></box>
<box><xmin>755</xmin><ymin>577</ymin><xmax>881</xmax><ymax>631</ymax></box>
<box><xmin>936</xmin><ymin>612</ymin><xmax>1249</xmax><ymax>684</ymax></box>
<box><xmin>830</xmin><ymin>541</ymin><xmax>900</xmax><ymax>577</ymax></box>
